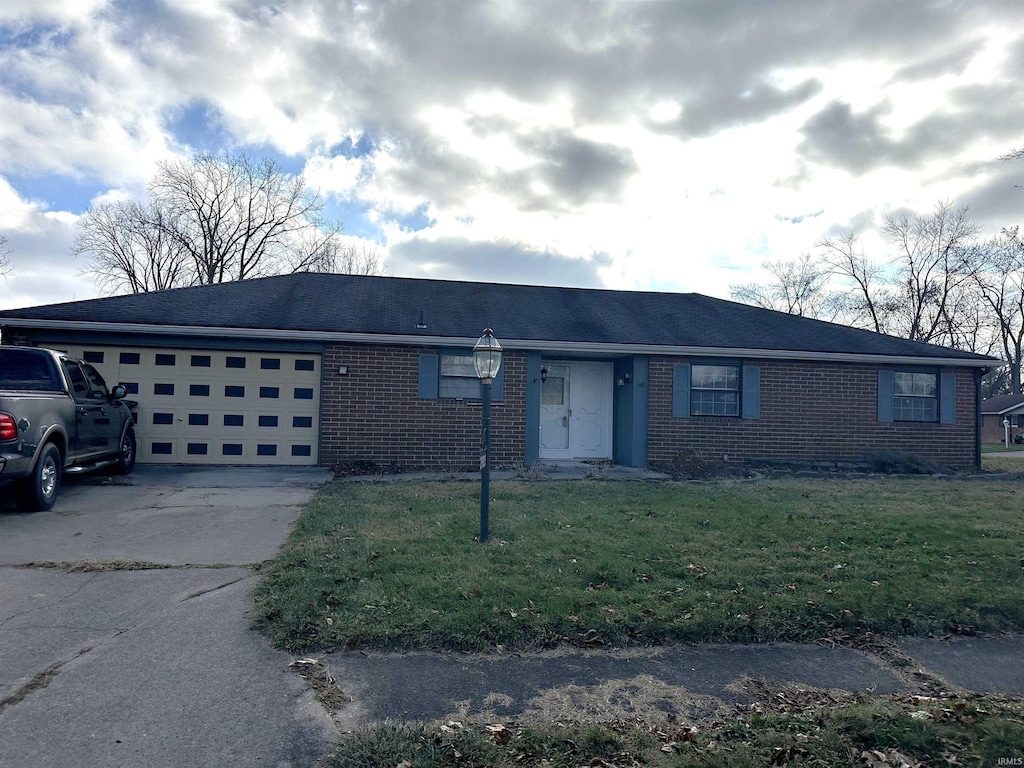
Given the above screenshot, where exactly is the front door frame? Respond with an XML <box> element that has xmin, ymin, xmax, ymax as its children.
<box><xmin>538</xmin><ymin>360</ymin><xmax>614</xmax><ymax>460</ymax></box>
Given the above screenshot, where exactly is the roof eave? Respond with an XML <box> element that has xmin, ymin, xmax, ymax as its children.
<box><xmin>0</xmin><ymin>318</ymin><xmax>1002</xmax><ymax>368</ymax></box>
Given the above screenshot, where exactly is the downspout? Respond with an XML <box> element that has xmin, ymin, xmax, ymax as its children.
<box><xmin>975</xmin><ymin>368</ymin><xmax>985</xmax><ymax>471</ymax></box>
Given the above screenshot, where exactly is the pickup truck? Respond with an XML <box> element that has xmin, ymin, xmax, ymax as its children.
<box><xmin>0</xmin><ymin>346</ymin><xmax>136</xmax><ymax>511</ymax></box>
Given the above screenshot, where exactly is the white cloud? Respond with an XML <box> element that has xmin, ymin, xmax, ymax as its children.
<box><xmin>0</xmin><ymin>0</ymin><xmax>1022</xmax><ymax>311</ymax></box>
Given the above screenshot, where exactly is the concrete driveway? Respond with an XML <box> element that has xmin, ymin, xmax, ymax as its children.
<box><xmin>0</xmin><ymin>465</ymin><xmax>334</xmax><ymax>768</ymax></box>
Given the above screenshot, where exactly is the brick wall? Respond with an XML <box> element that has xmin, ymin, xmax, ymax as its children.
<box><xmin>647</xmin><ymin>358</ymin><xmax>979</xmax><ymax>471</ymax></box>
<box><xmin>321</xmin><ymin>343</ymin><xmax>527</xmax><ymax>470</ymax></box>
<box><xmin>0</xmin><ymin>328</ymin><xmax>32</xmax><ymax>346</ymax></box>
<box><xmin>982</xmin><ymin>413</ymin><xmax>1024</xmax><ymax>444</ymax></box>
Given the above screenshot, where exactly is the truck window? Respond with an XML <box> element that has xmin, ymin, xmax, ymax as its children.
<box><xmin>82</xmin><ymin>363</ymin><xmax>111</xmax><ymax>398</ymax></box>
<box><xmin>0</xmin><ymin>349</ymin><xmax>59</xmax><ymax>391</ymax></box>
<box><xmin>62</xmin><ymin>361</ymin><xmax>93</xmax><ymax>400</ymax></box>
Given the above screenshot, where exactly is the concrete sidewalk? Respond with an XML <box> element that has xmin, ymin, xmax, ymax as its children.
<box><xmin>316</xmin><ymin>634</ymin><xmax>1024</xmax><ymax>729</ymax></box>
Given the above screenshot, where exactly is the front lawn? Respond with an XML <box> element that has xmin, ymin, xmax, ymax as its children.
<box><xmin>253</xmin><ymin>477</ymin><xmax>1024</xmax><ymax>653</ymax></box>
<box><xmin>321</xmin><ymin>693</ymin><xmax>1024</xmax><ymax>768</ymax></box>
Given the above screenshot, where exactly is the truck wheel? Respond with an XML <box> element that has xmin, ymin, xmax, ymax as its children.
<box><xmin>16</xmin><ymin>443</ymin><xmax>62</xmax><ymax>511</ymax></box>
<box><xmin>114</xmin><ymin>426</ymin><xmax>136</xmax><ymax>475</ymax></box>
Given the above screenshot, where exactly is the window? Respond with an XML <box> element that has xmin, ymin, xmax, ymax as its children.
<box><xmin>893</xmin><ymin>371</ymin><xmax>937</xmax><ymax>422</ymax></box>
<box><xmin>120</xmin><ymin>352</ymin><xmax>140</xmax><ymax>365</ymax></box>
<box><xmin>188</xmin><ymin>414</ymin><xmax>209</xmax><ymax>426</ymax></box>
<box><xmin>291</xmin><ymin>445</ymin><xmax>312</xmax><ymax>457</ymax></box>
<box><xmin>418</xmin><ymin>352</ymin><xmax>504</xmax><ymax>401</ymax></box>
<box><xmin>153</xmin><ymin>413</ymin><xmax>174</xmax><ymax>425</ymax></box>
<box><xmin>260</xmin><ymin>386</ymin><xmax>280</xmax><ymax>398</ymax></box>
<box><xmin>257</xmin><ymin>444</ymin><xmax>277</xmax><ymax>456</ymax></box>
<box><xmin>673</xmin><ymin>362</ymin><xmax>759</xmax><ymax>419</ymax></box>
<box><xmin>0</xmin><ymin>350</ymin><xmax>58</xmax><ymax>390</ymax></box>
<box><xmin>293</xmin><ymin>416</ymin><xmax>313</xmax><ymax>428</ymax></box>
<box><xmin>259</xmin><ymin>415</ymin><xmax>278</xmax><ymax>427</ymax></box>
<box><xmin>293</xmin><ymin>387</ymin><xmax>314</xmax><ymax>400</ymax></box>
<box><xmin>152</xmin><ymin>442</ymin><xmax>173</xmax><ymax>455</ymax></box>
<box><xmin>63</xmin><ymin>363</ymin><xmax>91</xmax><ymax>400</ymax></box>
<box><xmin>295</xmin><ymin>359</ymin><xmax>315</xmax><ymax>371</ymax></box>
<box><xmin>261</xmin><ymin>358</ymin><xmax>281</xmax><ymax>370</ymax></box>
<box><xmin>81</xmin><ymin>364</ymin><xmax>111</xmax><ymax>399</ymax></box>
<box><xmin>226</xmin><ymin>356</ymin><xmax>246</xmax><ymax>369</ymax></box>
<box><xmin>83</xmin><ymin>351</ymin><xmax>104</xmax><ymax>363</ymax></box>
<box><xmin>187</xmin><ymin>443</ymin><xmax>208</xmax><ymax>455</ymax></box>
<box><xmin>1017</xmin><ymin>415</ymin><xmax>1024</xmax><ymax>429</ymax></box>
<box><xmin>439</xmin><ymin>354</ymin><xmax>481</xmax><ymax>399</ymax></box>
<box><xmin>224</xmin><ymin>415</ymin><xmax>244</xmax><ymax>427</ymax></box>
<box><xmin>154</xmin><ymin>383</ymin><xmax>174</xmax><ymax>395</ymax></box>
<box><xmin>123</xmin><ymin>382</ymin><xmax>140</xmax><ymax>395</ymax></box>
<box><xmin>155</xmin><ymin>353</ymin><xmax>176</xmax><ymax>366</ymax></box>
<box><xmin>191</xmin><ymin>355</ymin><xmax>211</xmax><ymax>367</ymax></box>
<box><xmin>190</xmin><ymin>384</ymin><xmax>210</xmax><ymax>396</ymax></box>
<box><xmin>222</xmin><ymin>444</ymin><xmax>243</xmax><ymax>456</ymax></box>
<box><xmin>690</xmin><ymin>364</ymin><xmax>740</xmax><ymax>416</ymax></box>
<box><xmin>225</xmin><ymin>385</ymin><xmax>245</xmax><ymax>397</ymax></box>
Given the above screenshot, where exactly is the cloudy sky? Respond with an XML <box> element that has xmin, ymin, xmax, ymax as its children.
<box><xmin>1</xmin><ymin>0</ymin><xmax>1022</xmax><ymax>310</ymax></box>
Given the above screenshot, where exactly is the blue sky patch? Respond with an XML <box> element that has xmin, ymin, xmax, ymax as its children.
<box><xmin>7</xmin><ymin>172</ymin><xmax>105</xmax><ymax>214</ymax></box>
<box><xmin>327</xmin><ymin>134</ymin><xmax>377</xmax><ymax>159</ymax></box>
<box><xmin>322</xmin><ymin>199</ymin><xmax>383</xmax><ymax>241</ymax></box>
<box><xmin>390</xmin><ymin>203</ymin><xmax>435</xmax><ymax>233</ymax></box>
<box><xmin>165</xmin><ymin>100</ymin><xmax>233</xmax><ymax>154</ymax></box>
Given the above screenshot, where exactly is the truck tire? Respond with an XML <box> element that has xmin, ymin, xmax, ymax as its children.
<box><xmin>114</xmin><ymin>426</ymin><xmax>136</xmax><ymax>475</ymax></box>
<box><xmin>15</xmin><ymin>442</ymin><xmax>62</xmax><ymax>511</ymax></box>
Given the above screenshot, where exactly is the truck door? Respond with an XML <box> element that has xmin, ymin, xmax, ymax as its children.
<box><xmin>62</xmin><ymin>360</ymin><xmax>119</xmax><ymax>459</ymax></box>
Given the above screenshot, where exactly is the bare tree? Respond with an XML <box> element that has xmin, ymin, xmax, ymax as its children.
<box><xmin>730</xmin><ymin>254</ymin><xmax>839</xmax><ymax>319</ymax></box>
<box><xmin>818</xmin><ymin>201</ymin><xmax>978</xmax><ymax>345</ymax></box>
<box><xmin>77</xmin><ymin>151</ymin><xmax>384</xmax><ymax>294</ymax></box>
<box><xmin>151</xmin><ymin>152</ymin><xmax>328</xmax><ymax>284</ymax></box>
<box><xmin>817</xmin><ymin>232</ymin><xmax>897</xmax><ymax>334</ymax></box>
<box><xmin>74</xmin><ymin>201</ymin><xmax>191</xmax><ymax>294</ymax></box>
<box><xmin>281</xmin><ymin>223</ymin><xmax>383</xmax><ymax>276</ymax></box>
<box><xmin>0</xmin><ymin>234</ymin><xmax>11</xmax><ymax>277</ymax></box>
<box><xmin>968</xmin><ymin>227</ymin><xmax>1024</xmax><ymax>394</ymax></box>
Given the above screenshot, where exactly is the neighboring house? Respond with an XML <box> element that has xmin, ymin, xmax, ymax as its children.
<box><xmin>980</xmin><ymin>394</ymin><xmax>1024</xmax><ymax>444</ymax></box>
<box><xmin>0</xmin><ymin>273</ymin><xmax>1000</xmax><ymax>472</ymax></box>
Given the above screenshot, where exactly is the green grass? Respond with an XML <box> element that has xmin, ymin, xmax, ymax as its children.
<box><xmin>253</xmin><ymin>478</ymin><xmax>1024</xmax><ymax>653</ymax></box>
<box><xmin>981</xmin><ymin>442</ymin><xmax>1024</xmax><ymax>453</ymax></box>
<box><xmin>321</xmin><ymin>694</ymin><xmax>1024</xmax><ymax>767</ymax></box>
<box><xmin>982</xmin><ymin>454</ymin><xmax>1024</xmax><ymax>472</ymax></box>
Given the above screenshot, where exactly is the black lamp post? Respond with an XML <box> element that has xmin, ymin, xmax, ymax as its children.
<box><xmin>473</xmin><ymin>328</ymin><xmax>502</xmax><ymax>543</ymax></box>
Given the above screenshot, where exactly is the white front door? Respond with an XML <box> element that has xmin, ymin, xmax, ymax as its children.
<box><xmin>539</xmin><ymin>361</ymin><xmax>613</xmax><ymax>460</ymax></box>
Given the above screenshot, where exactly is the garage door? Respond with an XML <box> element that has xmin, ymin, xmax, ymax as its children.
<box><xmin>59</xmin><ymin>345</ymin><xmax>321</xmax><ymax>466</ymax></box>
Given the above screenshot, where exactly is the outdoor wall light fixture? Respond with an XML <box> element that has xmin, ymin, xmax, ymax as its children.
<box><xmin>540</xmin><ymin>366</ymin><xmax>548</xmax><ymax>383</ymax></box>
<box><xmin>337</xmin><ymin>365</ymin><xmax>348</xmax><ymax>375</ymax></box>
<box><xmin>473</xmin><ymin>328</ymin><xmax>502</xmax><ymax>543</ymax></box>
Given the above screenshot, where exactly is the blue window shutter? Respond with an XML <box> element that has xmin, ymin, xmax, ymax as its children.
<box><xmin>878</xmin><ymin>370</ymin><xmax>894</xmax><ymax>423</ymax></box>
<box><xmin>742</xmin><ymin>364</ymin><xmax>760</xmax><ymax>419</ymax></box>
<box><xmin>525</xmin><ymin>352</ymin><xmax>542</xmax><ymax>466</ymax></box>
<box><xmin>672</xmin><ymin>363</ymin><xmax>690</xmax><ymax>418</ymax></box>
<box><xmin>940</xmin><ymin>369</ymin><xmax>956</xmax><ymax>424</ymax></box>
<box><xmin>491</xmin><ymin>364</ymin><xmax>505</xmax><ymax>401</ymax></box>
<box><xmin>418</xmin><ymin>353</ymin><xmax>439</xmax><ymax>399</ymax></box>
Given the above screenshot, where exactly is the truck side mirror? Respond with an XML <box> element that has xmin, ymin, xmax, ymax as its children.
<box><xmin>111</xmin><ymin>384</ymin><xmax>128</xmax><ymax>400</ymax></box>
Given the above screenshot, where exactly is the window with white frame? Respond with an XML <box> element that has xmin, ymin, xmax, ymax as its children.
<box><xmin>893</xmin><ymin>370</ymin><xmax>937</xmax><ymax>422</ymax></box>
<box><xmin>691</xmin><ymin>363</ymin><xmax>740</xmax><ymax>416</ymax></box>
<box><xmin>439</xmin><ymin>353</ymin><xmax>481</xmax><ymax>399</ymax></box>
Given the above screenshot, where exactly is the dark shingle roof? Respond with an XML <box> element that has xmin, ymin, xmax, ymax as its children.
<box><xmin>981</xmin><ymin>394</ymin><xmax>1024</xmax><ymax>414</ymax></box>
<box><xmin>0</xmin><ymin>273</ymin><xmax>999</xmax><ymax>362</ymax></box>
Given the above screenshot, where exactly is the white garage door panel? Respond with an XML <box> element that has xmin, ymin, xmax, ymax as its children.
<box><xmin>61</xmin><ymin>345</ymin><xmax>320</xmax><ymax>465</ymax></box>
